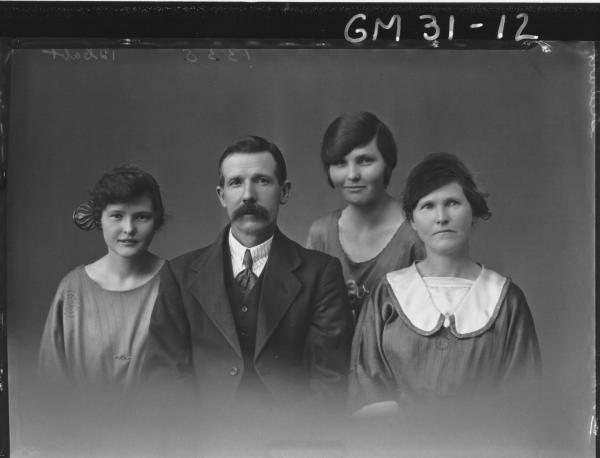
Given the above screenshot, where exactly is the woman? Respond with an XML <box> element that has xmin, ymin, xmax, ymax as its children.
<box><xmin>38</xmin><ymin>165</ymin><xmax>165</xmax><ymax>390</ymax></box>
<box><xmin>307</xmin><ymin>112</ymin><xmax>423</xmax><ymax>317</ymax></box>
<box><xmin>349</xmin><ymin>153</ymin><xmax>541</xmax><ymax>415</ymax></box>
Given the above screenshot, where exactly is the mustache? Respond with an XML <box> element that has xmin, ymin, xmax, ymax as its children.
<box><xmin>231</xmin><ymin>202</ymin><xmax>270</xmax><ymax>221</ymax></box>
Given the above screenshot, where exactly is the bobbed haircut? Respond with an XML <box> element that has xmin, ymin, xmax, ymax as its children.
<box><xmin>320</xmin><ymin>111</ymin><xmax>397</xmax><ymax>187</ymax></box>
<box><xmin>402</xmin><ymin>152</ymin><xmax>491</xmax><ymax>222</ymax></box>
<box><xmin>90</xmin><ymin>164</ymin><xmax>165</xmax><ymax>229</ymax></box>
<box><xmin>218</xmin><ymin>135</ymin><xmax>287</xmax><ymax>186</ymax></box>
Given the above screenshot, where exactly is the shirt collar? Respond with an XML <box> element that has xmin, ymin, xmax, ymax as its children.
<box><xmin>385</xmin><ymin>263</ymin><xmax>508</xmax><ymax>336</ymax></box>
<box><xmin>228</xmin><ymin>229</ymin><xmax>273</xmax><ymax>276</ymax></box>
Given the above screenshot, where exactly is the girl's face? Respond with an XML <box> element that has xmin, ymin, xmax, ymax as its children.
<box><xmin>328</xmin><ymin>138</ymin><xmax>387</xmax><ymax>206</ymax></box>
<box><xmin>100</xmin><ymin>194</ymin><xmax>157</xmax><ymax>260</ymax></box>
<box><xmin>410</xmin><ymin>181</ymin><xmax>474</xmax><ymax>258</ymax></box>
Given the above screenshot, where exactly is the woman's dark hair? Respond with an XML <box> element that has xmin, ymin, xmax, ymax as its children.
<box><xmin>84</xmin><ymin>165</ymin><xmax>165</xmax><ymax>230</ymax></box>
<box><xmin>320</xmin><ymin>111</ymin><xmax>397</xmax><ymax>187</ymax></box>
<box><xmin>402</xmin><ymin>152</ymin><xmax>491</xmax><ymax>222</ymax></box>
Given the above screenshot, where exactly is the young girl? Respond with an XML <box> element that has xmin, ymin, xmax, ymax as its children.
<box><xmin>38</xmin><ymin>165</ymin><xmax>165</xmax><ymax>390</ymax></box>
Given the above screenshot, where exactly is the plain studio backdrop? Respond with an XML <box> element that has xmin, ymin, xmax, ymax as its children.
<box><xmin>5</xmin><ymin>42</ymin><xmax>595</xmax><ymax>456</ymax></box>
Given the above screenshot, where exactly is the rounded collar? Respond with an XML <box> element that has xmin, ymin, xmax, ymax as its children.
<box><xmin>385</xmin><ymin>263</ymin><xmax>509</xmax><ymax>337</ymax></box>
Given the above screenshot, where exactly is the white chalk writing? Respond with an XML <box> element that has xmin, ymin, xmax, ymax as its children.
<box><xmin>345</xmin><ymin>13</ymin><xmax>540</xmax><ymax>43</ymax></box>
<box><xmin>41</xmin><ymin>49</ymin><xmax>116</xmax><ymax>62</ymax></box>
<box><xmin>182</xmin><ymin>48</ymin><xmax>252</xmax><ymax>64</ymax></box>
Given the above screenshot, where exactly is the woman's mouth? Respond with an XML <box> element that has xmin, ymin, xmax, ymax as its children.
<box><xmin>118</xmin><ymin>239</ymin><xmax>138</xmax><ymax>244</ymax></box>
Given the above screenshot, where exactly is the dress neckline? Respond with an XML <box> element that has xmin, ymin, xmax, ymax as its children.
<box><xmin>334</xmin><ymin>208</ymin><xmax>408</xmax><ymax>265</ymax></box>
<box><xmin>81</xmin><ymin>261</ymin><xmax>164</xmax><ymax>293</ymax></box>
<box><xmin>385</xmin><ymin>263</ymin><xmax>508</xmax><ymax>337</ymax></box>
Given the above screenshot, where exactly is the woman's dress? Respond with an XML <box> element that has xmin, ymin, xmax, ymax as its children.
<box><xmin>307</xmin><ymin>209</ymin><xmax>423</xmax><ymax>315</ymax></box>
<box><xmin>38</xmin><ymin>264</ymin><xmax>162</xmax><ymax>390</ymax></box>
<box><xmin>348</xmin><ymin>263</ymin><xmax>541</xmax><ymax>412</ymax></box>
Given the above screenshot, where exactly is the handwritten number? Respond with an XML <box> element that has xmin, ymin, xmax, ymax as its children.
<box><xmin>182</xmin><ymin>49</ymin><xmax>197</xmax><ymax>63</ymax></box>
<box><xmin>41</xmin><ymin>49</ymin><xmax>58</xmax><ymax>60</ymax></box>
<box><xmin>496</xmin><ymin>14</ymin><xmax>506</xmax><ymax>39</ymax></box>
<box><xmin>419</xmin><ymin>15</ymin><xmax>440</xmax><ymax>41</ymax></box>
<box><xmin>227</xmin><ymin>49</ymin><xmax>238</xmax><ymax>62</ymax></box>
<box><xmin>515</xmin><ymin>13</ymin><xmax>539</xmax><ymax>41</ymax></box>
<box><xmin>84</xmin><ymin>49</ymin><xmax>98</xmax><ymax>61</ymax></box>
<box><xmin>41</xmin><ymin>48</ymin><xmax>116</xmax><ymax>62</ymax></box>
<box><xmin>208</xmin><ymin>49</ymin><xmax>219</xmax><ymax>62</ymax></box>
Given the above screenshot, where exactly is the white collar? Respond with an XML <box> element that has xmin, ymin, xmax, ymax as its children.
<box><xmin>228</xmin><ymin>230</ymin><xmax>273</xmax><ymax>277</ymax></box>
<box><xmin>385</xmin><ymin>263</ymin><xmax>509</xmax><ymax>336</ymax></box>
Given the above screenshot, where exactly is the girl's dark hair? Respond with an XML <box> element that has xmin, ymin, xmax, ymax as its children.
<box><xmin>320</xmin><ymin>111</ymin><xmax>397</xmax><ymax>187</ymax></box>
<box><xmin>402</xmin><ymin>152</ymin><xmax>491</xmax><ymax>222</ymax></box>
<box><xmin>75</xmin><ymin>165</ymin><xmax>165</xmax><ymax>230</ymax></box>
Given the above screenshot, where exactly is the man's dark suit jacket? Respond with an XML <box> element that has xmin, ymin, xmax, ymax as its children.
<box><xmin>144</xmin><ymin>227</ymin><xmax>353</xmax><ymax>411</ymax></box>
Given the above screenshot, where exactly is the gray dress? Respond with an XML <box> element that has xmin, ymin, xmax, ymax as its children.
<box><xmin>307</xmin><ymin>209</ymin><xmax>424</xmax><ymax>316</ymax></box>
<box><xmin>348</xmin><ymin>264</ymin><xmax>542</xmax><ymax>412</ymax></box>
<box><xmin>38</xmin><ymin>265</ymin><xmax>161</xmax><ymax>390</ymax></box>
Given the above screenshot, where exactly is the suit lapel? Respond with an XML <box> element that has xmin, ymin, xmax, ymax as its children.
<box><xmin>189</xmin><ymin>228</ymin><xmax>242</xmax><ymax>358</ymax></box>
<box><xmin>255</xmin><ymin>230</ymin><xmax>302</xmax><ymax>360</ymax></box>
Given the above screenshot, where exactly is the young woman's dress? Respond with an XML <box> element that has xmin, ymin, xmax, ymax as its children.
<box><xmin>38</xmin><ymin>264</ymin><xmax>161</xmax><ymax>390</ymax></box>
<box><xmin>307</xmin><ymin>209</ymin><xmax>423</xmax><ymax>316</ymax></box>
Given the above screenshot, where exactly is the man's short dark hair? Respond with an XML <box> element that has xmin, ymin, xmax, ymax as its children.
<box><xmin>218</xmin><ymin>135</ymin><xmax>288</xmax><ymax>186</ymax></box>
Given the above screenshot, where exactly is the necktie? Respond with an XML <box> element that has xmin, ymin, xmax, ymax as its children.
<box><xmin>236</xmin><ymin>249</ymin><xmax>258</xmax><ymax>295</ymax></box>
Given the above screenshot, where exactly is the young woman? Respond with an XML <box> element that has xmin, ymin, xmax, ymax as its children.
<box><xmin>38</xmin><ymin>165</ymin><xmax>165</xmax><ymax>390</ymax></box>
<box><xmin>349</xmin><ymin>153</ymin><xmax>541</xmax><ymax>415</ymax></box>
<box><xmin>307</xmin><ymin>112</ymin><xmax>423</xmax><ymax>317</ymax></box>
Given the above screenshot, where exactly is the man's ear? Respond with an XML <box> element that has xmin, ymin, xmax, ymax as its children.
<box><xmin>216</xmin><ymin>186</ymin><xmax>227</xmax><ymax>208</ymax></box>
<box><xmin>279</xmin><ymin>181</ymin><xmax>291</xmax><ymax>204</ymax></box>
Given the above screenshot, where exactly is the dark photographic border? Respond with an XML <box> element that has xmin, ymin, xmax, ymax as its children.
<box><xmin>0</xmin><ymin>3</ymin><xmax>598</xmax><ymax>456</ymax></box>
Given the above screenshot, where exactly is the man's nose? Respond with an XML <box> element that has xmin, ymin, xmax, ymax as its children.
<box><xmin>242</xmin><ymin>182</ymin><xmax>256</xmax><ymax>202</ymax></box>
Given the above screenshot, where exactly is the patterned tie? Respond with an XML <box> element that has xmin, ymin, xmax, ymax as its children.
<box><xmin>236</xmin><ymin>249</ymin><xmax>258</xmax><ymax>295</ymax></box>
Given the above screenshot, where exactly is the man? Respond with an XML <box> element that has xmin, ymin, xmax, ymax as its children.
<box><xmin>144</xmin><ymin>135</ymin><xmax>353</xmax><ymax>414</ymax></box>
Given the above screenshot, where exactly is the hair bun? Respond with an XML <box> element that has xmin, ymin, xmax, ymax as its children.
<box><xmin>72</xmin><ymin>201</ymin><xmax>97</xmax><ymax>231</ymax></box>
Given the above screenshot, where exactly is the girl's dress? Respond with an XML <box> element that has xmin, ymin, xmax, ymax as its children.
<box><xmin>38</xmin><ymin>264</ymin><xmax>162</xmax><ymax>390</ymax></box>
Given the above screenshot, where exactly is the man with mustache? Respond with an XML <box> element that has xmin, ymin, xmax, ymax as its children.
<box><xmin>144</xmin><ymin>135</ymin><xmax>353</xmax><ymax>416</ymax></box>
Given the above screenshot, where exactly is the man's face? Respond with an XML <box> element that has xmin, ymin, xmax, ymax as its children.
<box><xmin>216</xmin><ymin>151</ymin><xmax>290</xmax><ymax>246</ymax></box>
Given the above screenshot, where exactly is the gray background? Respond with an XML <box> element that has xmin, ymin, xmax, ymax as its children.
<box><xmin>6</xmin><ymin>43</ymin><xmax>595</xmax><ymax>455</ymax></box>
